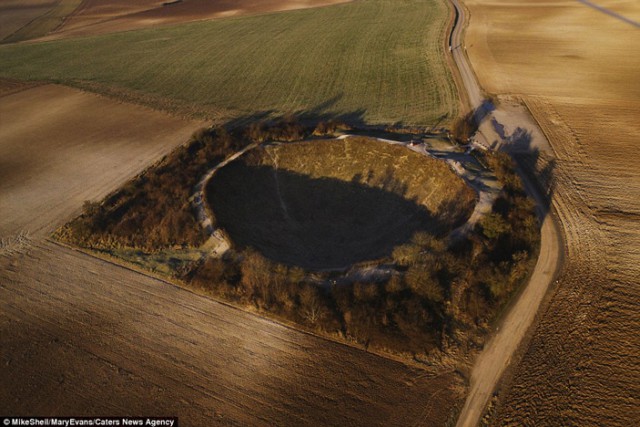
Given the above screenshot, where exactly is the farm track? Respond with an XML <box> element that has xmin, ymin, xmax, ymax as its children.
<box><xmin>448</xmin><ymin>1</ymin><xmax>564</xmax><ymax>426</ymax></box>
<box><xmin>0</xmin><ymin>84</ymin><xmax>462</xmax><ymax>425</ymax></box>
<box><xmin>458</xmin><ymin>0</ymin><xmax>640</xmax><ymax>424</ymax></box>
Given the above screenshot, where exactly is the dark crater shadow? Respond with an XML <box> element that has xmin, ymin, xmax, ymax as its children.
<box><xmin>207</xmin><ymin>163</ymin><xmax>459</xmax><ymax>270</ymax></box>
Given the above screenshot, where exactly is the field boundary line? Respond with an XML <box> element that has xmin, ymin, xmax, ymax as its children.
<box><xmin>45</xmin><ymin>237</ymin><xmax>447</xmax><ymax>372</ymax></box>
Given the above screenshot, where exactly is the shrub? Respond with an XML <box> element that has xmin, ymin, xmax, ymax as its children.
<box><xmin>405</xmin><ymin>264</ymin><xmax>444</xmax><ymax>303</ymax></box>
<box><xmin>392</xmin><ymin>243</ymin><xmax>422</xmax><ymax>266</ymax></box>
<box><xmin>451</xmin><ymin>111</ymin><xmax>478</xmax><ymax>143</ymax></box>
<box><xmin>480</xmin><ymin>213</ymin><xmax>510</xmax><ymax>240</ymax></box>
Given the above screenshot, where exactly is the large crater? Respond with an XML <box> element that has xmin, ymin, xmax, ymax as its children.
<box><xmin>206</xmin><ymin>137</ymin><xmax>475</xmax><ymax>269</ymax></box>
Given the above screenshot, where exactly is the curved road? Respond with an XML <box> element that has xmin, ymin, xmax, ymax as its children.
<box><xmin>449</xmin><ymin>0</ymin><xmax>483</xmax><ymax>109</ymax></box>
<box><xmin>447</xmin><ymin>1</ymin><xmax>565</xmax><ymax>426</ymax></box>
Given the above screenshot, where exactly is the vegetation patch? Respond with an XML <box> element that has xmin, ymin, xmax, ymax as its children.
<box><xmin>56</xmin><ymin>120</ymin><xmax>540</xmax><ymax>358</ymax></box>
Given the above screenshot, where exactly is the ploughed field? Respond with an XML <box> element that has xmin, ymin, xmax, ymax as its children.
<box><xmin>207</xmin><ymin>138</ymin><xmax>475</xmax><ymax>269</ymax></box>
<box><xmin>1</xmin><ymin>239</ymin><xmax>463</xmax><ymax>426</ymax></box>
<box><xmin>0</xmin><ymin>83</ymin><xmax>203</xmax><ymax>237</ymax></box>
<box><xmin>0</xmin><ymin>0</ymin><xmax>457</xmax><ymax>125</ymax></box>
<box><xmin>464</xmin><ymin>0</ymin><xmax>640</xmax><ymax>425</ymax></box>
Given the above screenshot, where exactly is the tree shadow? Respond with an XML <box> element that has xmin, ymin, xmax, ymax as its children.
<box><xmin>220</xmin><ymin>93</ymin><xmax>368</xmax><ymax>131</ymax></box>
<box><xmin>470</xmin><ymin>99</ymin><xmax>557</xmax><ymax>224</ymax></box>
<box><xmin>491</xmin><ymin>118</ymin><xmax>533</xmax><ymax>147</ymax></box>
<box><xmin>503</xmin><ymin>133</ymin><xmax>556</xmax><ymax>222</ymax></box>
<box><xmin>223</xmin><ymin>110</ymin><xmax>277</xmax><ymax>129</ymax></box>
<box><xmin>473</xmin><ymin>98</ymin><xmax>495</xmax><ymax>126</ymax></box>
<box><xmin>429</xmin><ymin>112</ymin><xmax>450</xmax><ymax>132</ymax></box>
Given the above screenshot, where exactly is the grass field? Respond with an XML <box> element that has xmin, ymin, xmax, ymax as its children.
<box><xmin>0</xmin><ymin>0</ymin><xmax>457</xmax><ymax>125</ymax></box>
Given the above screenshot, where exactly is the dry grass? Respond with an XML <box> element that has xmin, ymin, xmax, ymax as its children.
<box><xmin>464</xmin><ymin>0</ymin><xmax>640</xmax><ymax>425</ymax></box>
<box><xmin>265</xmin><ymin>138</ymin><xmax>475</xmax><ymax>216</ymax></box>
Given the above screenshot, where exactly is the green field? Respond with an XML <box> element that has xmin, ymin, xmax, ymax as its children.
<box><xmin>0</xmin><ymin>0</ymin><xmax>457</xmax><ymax>125</ymax></box>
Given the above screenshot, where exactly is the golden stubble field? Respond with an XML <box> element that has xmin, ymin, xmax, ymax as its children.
<box><xmin>0</xmin><ymin>83</ymin><xmax>464</xmax><ymax>425</ymax></box>
<box><xmin>464</xmin><ymin>0</ymin><xmax>640</xmax><ymax>425</ymax></box>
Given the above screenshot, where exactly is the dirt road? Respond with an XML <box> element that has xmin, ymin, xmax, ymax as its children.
<box><xmin>455</xmin><ymin>175</ymin><xmax>562</xmax><ymax>427</ymax></box>
<box><xmin>447</xmin><ymin>1</ymin><xmax>563</xmax><ymax>426</ymax></box>
<box><xmin>448</xmin><ymin>0</ymin><xmax>481</xmax><ymax>109</ymax></box>
<box><xmin>0</xmin><ymin>83</ymin><xmax>462</xmax><ymax>425</ymax></box>
<box><xmin>456</xmin><ymin>0</ymin><xmax>640</xmax><ymax>425</ymax></box>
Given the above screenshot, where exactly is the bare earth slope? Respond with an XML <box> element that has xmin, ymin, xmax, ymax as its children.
<box><xmin>45</xmin><ymin>0</ymin><xmax>352</xmax><ymax>40</ymax></box>
<box><xmin>0</xmin><ymin>1</ymin><xmax>57</xmax><ymax>40</ymax></box>
<box><xmin>0</xmin><ymin>84</ymin><xmax>462</xmax><ymax>425</ymax></box>
<box><xmin>464</xmin><ymin>0</ymin><xmax>640</xmax><ymax>425</ymax></box>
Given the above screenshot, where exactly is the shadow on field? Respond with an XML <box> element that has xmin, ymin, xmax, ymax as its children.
<box><xmin>502</xmin><ymin>133</ymin><xmax>556</xmax><ymax>222</ymax></box>
<box><xmin>207</xmin><ymin>163</ymin><xmax>456</xmax><ymax>270</ymax></box>
<box><xmin>222</xmin><ymin>94</ymin><xmax>368</xmax><ymax>130</ymax></box>
<box><xmin>473</xmin><ymin>99</ymin><xmax>495</xmax><ymax>125</ymax></box>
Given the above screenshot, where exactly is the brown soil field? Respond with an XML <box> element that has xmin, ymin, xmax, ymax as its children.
<box><xmin>464</xmin><ymin>0</ymin><xmax>640</xmax><ymax>425</ymax></box>
<box><xmin>0</xmin><ymin>83</ymin><xmax>204</xmax><ymax>238</ymax></box>
<box><xmin>0</xmin><ymin>84</ymin><xmax>464</xmax><ymax>424</ymax></box>
<box><xmin>0</xmin><ymin>240</ymin><xmax>462</xmax><ymax>425</ymax></box>
<box><xmin>0</xmin><ymin>0</ymin><xmax>57</xmax><ymax>40</ymax></box>
<box><xmin>44</xmin><ymin>0</ymin><xmax>352</xmax><ymax>40</ymax></box>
